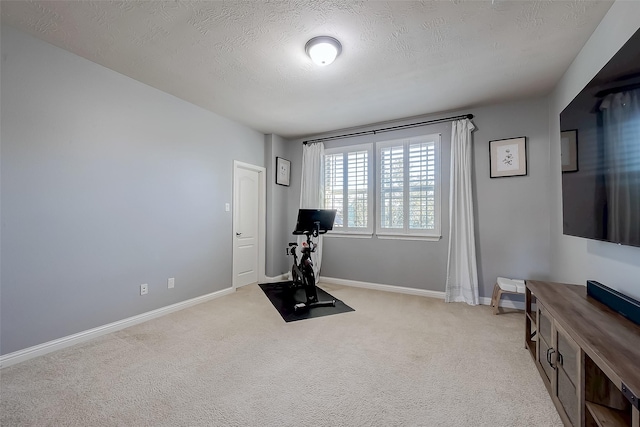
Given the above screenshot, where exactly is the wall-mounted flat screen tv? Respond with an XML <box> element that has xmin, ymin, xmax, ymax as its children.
<box><xmin>560</xmin><ymin>28</ymin><xmax>640</xmax><ymax>248</ymax></box>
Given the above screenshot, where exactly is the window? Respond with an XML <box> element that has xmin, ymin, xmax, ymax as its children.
<box><xmin>376</xmin><ymin>134</ymin><xmax>441</xmax><ymax>239</ymax></box>
<box><xmin>323</xmin><ymin>144</ymin><xmax>373</xmax><ymax>234</ymax></box>
<box><xmin>322</xmin><ymin>134</ymin><xmax>440</xmax><ymax>240</ymax></box>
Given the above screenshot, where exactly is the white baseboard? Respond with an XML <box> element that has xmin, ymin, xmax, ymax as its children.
<box><xmin>262</xmin><ymin>274</ymin><xmax>289</xmax><ymax>283</ymax></box>
<box><xmin>320</xmin><ymin>276</ymin><xmax>525</xmax><ymax>310</ymax></box>
<box><xmin>479</xmin><ymin>296</ymin><xmax>525</xmax><ymax>311</ymax></box>
<box><xmin>237</xmin><ymin>274</ymin><xmax>289</xmax><ymax>288</ymax></box>
<box><xmin>0</xmin><ymin>287</ymin><xmax>235</xmax><ymax>369</ymax></box>
<box><xmin>320</xmin><ymin>276</ymin><xmax>446</xmax><ymax>299</ymax></box>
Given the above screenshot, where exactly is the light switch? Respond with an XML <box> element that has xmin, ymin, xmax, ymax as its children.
<box><xmin>225</xmin><ymin>203</ymin><xmax>230</xmax><ymax>212</ymax></box>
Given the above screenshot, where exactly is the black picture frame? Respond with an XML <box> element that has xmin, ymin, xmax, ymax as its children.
<box><xmin>489</xmin><ymin>136</ymin><xmax>528</xmax><ymax>178</ymax></box>
<box><xmin>276</xmin><ymin>157</ymin><xmax>291</xmax><ymax>186</ymax></box>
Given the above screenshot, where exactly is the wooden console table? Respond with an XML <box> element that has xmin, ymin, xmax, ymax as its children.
<box><xmin>525</xmin><ymin>280</ymin><xmax>640</xmax><ymax>427</ymax></box>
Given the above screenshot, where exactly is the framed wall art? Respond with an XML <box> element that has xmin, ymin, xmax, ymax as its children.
<box><xmin>560</xmin><ymin>130</ymin><xmax>578</xmax><ymax>173</ymax></box>
<box><xmin>489</xmin><ymin>137</ymin><xmax>527</xmax><ymax>178</ymax></box>
<box><xmin>276</xmin><ymin>157</ymin><xmax>291</xmax><ymax>186</ymax></box>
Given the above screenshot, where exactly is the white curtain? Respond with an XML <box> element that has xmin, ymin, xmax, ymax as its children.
<box><xmin>600</xmin><ymin>89</ymin><xmax>640</xmax><ymax>244</ymax></box>
<box><xmin>299</xmin><ymin>142</ymin><xmax>325</xmax><ymax>282</ymax></box>
<box><xmin>445</xmin><ymin>119</ymin><xmax>479</xmax><ymax>305</ymax></box>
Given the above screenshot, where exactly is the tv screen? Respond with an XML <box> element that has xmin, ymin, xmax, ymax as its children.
<box><xmin>560</xmin><ymin>28</ymin><xmax>640</xmax><ymax>248</ymax></box>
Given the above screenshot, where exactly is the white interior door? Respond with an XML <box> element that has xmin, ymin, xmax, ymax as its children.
<box><xmin>233</xmin><ymin>162</ymin><xmax>264</xmax><ymax>287</ymax></box>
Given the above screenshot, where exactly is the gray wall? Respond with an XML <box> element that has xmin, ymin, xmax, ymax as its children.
<box><xmin>264</xmin><ymin>134</ymin><xmax>292</xmax><ymax>277</ymax></box>
<box><xmin>473</xmin><ymin>98</ymin><xmax>551</xmax><ymax>299</ymax></box>
<box><xmin>0</xmin><ymin>26</ymin><xmax>265</xmax><ymax>355</ymax></box>
<box><xmin>287</xmin><ymin>97</ymin><xmax>551</xmax><ymax>299</ymax></box>
<box><xmin>549</xmin><ymin>0</ymin><xmax>640</xmax><ymax>301</ymax></box>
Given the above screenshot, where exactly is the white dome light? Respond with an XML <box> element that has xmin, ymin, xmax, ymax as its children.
<box><xmin>305</xmin><ymin>36</ymin><xmax>342</xmax><ymax>66</ymax></box>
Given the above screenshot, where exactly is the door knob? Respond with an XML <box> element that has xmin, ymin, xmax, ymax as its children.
<box><xmin>236</xmin><ymin>232</ymin><xmax>242</xmax><ymax>236</ymax></box>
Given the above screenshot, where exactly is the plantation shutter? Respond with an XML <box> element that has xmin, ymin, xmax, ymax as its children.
<box><xmin>324</xmin><ymin>153</ymin><xmax>344</xmax><ymax>228</ymax></box>
<box><xmin>347</xmin><ymin>150</ymin><xmax>369</xmax><ymax>228</ymax></box>
<box><xmin>380</xmin><ymin>145</ymin><xmax>404</xmax><ymax>229</ymax></box>
<box><xmin>408</xmin><ymin>141</ymin><xmax>436</xmax><ymax>230</ymax></box>
<box><xmin>323</xmin><ymin>144</ymin><xmax>372</xmax><ymax>233</ymax></box>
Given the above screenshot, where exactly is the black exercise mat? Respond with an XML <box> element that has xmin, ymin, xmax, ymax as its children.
<box><xmin>259</xmin><ymin>281</ymin><xmax>354</xmax><ymax>322</ymax></box>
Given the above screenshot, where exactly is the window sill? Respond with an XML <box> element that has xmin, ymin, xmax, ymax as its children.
<box><xmin>324</xmin><ymin>232</ymin><xmax>442</xmax><ymax>241</ymax></box>
<box><xmin>375</xmin><ymin>234</ymin><xmax>442</xmax><ymax>242</ymax></box>
<box><xmin>324</xmin><ymin>232</ymin><xmax>373</xmax><ymax>239</ymax></box>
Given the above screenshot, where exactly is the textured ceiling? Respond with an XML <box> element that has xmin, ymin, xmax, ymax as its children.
<box><xmin>1</xmin><ymin>0</ymin><xmax>614</xmax><ymax>138</ymax></box>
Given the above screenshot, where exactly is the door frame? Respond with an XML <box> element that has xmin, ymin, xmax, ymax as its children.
<box><xmin>232</xmin><ymin>160</ymin><xmax>266</xmax><ymax>289</ymax></box>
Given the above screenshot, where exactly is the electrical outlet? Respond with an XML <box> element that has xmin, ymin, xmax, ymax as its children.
<box><xmin>140</xmin><ymin>284</ymin><xmax>148</xmax><ymax>295</ymax></box>
<box><xmin>168</xmin><ymin>278</ymin><xmax>175</xmax><ymax>289</ymax></box>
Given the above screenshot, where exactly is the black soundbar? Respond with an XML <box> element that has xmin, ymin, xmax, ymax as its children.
<box><xmin>587</xmin><ymin>280</ymin><xmax>640</xmax><ymax>327</ymax></box>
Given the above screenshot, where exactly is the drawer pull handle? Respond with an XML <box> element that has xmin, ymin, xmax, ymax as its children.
<box><xmin>546</xmin><ymin>348</ymin><xmax>556</xmax><ymax>368</ymax></box>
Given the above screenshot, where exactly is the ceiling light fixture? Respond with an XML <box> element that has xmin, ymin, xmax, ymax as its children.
<box><xmin>305</xmin><ymin>36</ymin><xmax>342</xmax><ymax>66</ymax></box>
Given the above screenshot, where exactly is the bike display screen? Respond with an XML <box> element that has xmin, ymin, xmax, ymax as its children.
<box><xmin>293</xmin><ymin>209</ymin><xmax>337</xmax><ymax>234</ymax></box>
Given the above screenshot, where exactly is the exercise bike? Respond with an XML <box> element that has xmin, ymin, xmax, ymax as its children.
<box><xmin>286</xmin><ymin>209</ymin><xmax>337</xmax><ymax>312</ymax></box>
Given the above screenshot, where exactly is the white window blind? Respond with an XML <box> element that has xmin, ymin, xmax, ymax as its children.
<box><xmin>409</xmin><ymin>141</ymin><xmax>436</xmax><ymax>230</ymax></box>
<box><xmin>377</xmin><ymin>134</ymin><xmax>441</xmax><ymax>238</ymax></box>
<box><xmin>324</xmin><ymin>153</ymin><xmax>344</xmax><ymax>225</ymax></box>
<box><xmin>324</xmin><ymin>144</ymin><xmax>373</xmax><ymax>234</ymax></box>
<box><xmin>379</xmin><ymin>145</ymin><xmax>404</xmax><ymax>229</ymax></box>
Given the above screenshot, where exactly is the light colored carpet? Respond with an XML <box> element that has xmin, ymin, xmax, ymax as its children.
<box><xmin>1</xmin><ymin>283</ymin><xmax>561</xmax><ymax>426</ymax></box>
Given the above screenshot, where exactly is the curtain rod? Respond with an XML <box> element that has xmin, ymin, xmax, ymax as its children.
<box><xmin>303</xmin><ymin>113</ymin><xmax>474</xmax><ymax>145</ymax></box>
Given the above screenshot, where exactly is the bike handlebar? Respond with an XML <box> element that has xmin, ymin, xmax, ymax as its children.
<box><xmin>291</xmin><ymin>229</ymin><xmax>328</xmax><ymax>236</ymax></box>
